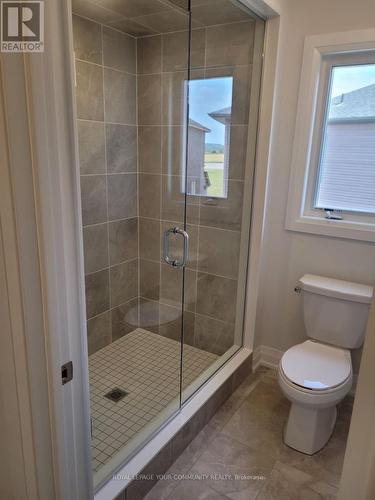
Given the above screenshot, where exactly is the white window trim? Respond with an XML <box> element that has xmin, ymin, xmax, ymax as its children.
<box><xmin>286</xmin><ymin>28</ymin><xmax>375</xmax><ymax>243</ymax></box>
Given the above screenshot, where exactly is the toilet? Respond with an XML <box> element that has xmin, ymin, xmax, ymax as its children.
<box><xmin>278</xmin><ymin>274</ymin><xmax>373</xmax><ymax>455</ymax></box>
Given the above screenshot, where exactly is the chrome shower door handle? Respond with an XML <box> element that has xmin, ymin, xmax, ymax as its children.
<box><xmin>163</xmin><ymin>227</ymin><xmax>189</xmax><ymax>268</ymax></box>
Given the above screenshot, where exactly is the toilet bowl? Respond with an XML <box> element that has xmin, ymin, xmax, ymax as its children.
<box><xmin>278</xmin><ymin>340</ymin><xmax>352</xmax><ymax>454</ymax></box>
<box><xmin>277</xmin><ymin>274</ymin><xmax>372</xmax><ymax>455</ymax></box>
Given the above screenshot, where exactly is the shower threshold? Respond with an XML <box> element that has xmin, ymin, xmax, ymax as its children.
<box><xmin>89</xmin><ymin>328</ymin><xmax>218</xmax><ymax>474</ymax></box>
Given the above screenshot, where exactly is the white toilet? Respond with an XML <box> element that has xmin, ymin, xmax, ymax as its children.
<box><xmin>278</xmin><ymin>274</ymin><xmax>373</xmax><ymax>455</ymax></box>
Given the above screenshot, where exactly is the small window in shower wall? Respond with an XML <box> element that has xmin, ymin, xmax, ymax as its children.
<box><xmin>183</xmin><ymin>76</ymin><xmax>234</xmax><ymax>198</ymax></box>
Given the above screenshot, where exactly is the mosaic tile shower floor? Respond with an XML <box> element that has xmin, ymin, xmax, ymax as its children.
<box><xmin>89</xmin><ymin>328</ymin><xmax>218</xmax><ymax>472</ymax></box>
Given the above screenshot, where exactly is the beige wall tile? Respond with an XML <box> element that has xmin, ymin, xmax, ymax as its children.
<box><xmin>206</xmin><ymin>21</ymin><xmax>254</xmax><ymax>67</ymax></box>
<box><xmin>162</xmin><ymin>126</ymin><xmax>185</xmax><ymax>176</ymax></box>
<box><xmin>80</xmin><ymin>175</ymin><xmax>107</xmax><ymax>226</ymax></box>
<box><xmin>76</xmin><ymin>60</ymin><xmax>104</xmax><ymax>121</ymax></box>
<box><xmin>104</xmin><ymin>68</ymin><xmax>136</xmax><ymax>124</ymax></box>
<box><xmin>110</xmin><ymin>259</ymin><xmax>138</xmax><ymax>307</ymax></box>
<box><xmin>162</xmin><ymin>30</ymin><xmax>189</xmax><ymax>72</ymax></box>
<box><xmin>112</xmin><ymin>298</ymin><xmax>139</xmax><ymax>340</ymax></box>
<box><xmin>137</xmin><ymin>35</ymin><xmax>162</xmax><ymax>74</ymax></box>
<box><xmin>161</xmin><ymin>175</ymin><xmax>199</xmax><ymax>224</ymax></box>
<box><xmin>103</xmin><ymin>26</ymin><xmax>136</xmax><ymax>73</ymax></box>
<box><xmin>159</xmin><ymin>306</ymin><xmax>195</xmax><ymax>345</ymax></box>
<box><xmin>107</xmin><ymin>173</ymin><xmax>137</xmax><ymax>220</ymax></box>
<box><xmin>78</xmin><ymin>120</ymin><xmax>105</xmax><ymax>174</ymax></box>
<box><xmin>106</xmin><ymin>124</ymin><xmax>137</xmax><ymax>173</ymax></box>
<box><xmin>85</xmin><ymin>269</ymin><xmax>110</xmax><ymax>318</ymax></box>
<box><xmin>162</xmin><ymin>71</ymin><xmax>187</xmax><ymax>126</ymax></box>
<box><xmin>109</xmin><ymin>218</ymin><xmax>138</xmax><ymax>265</ymax></box>
<box><xmin>138</xmin><ymin>126</ymin><xmax>162</xmax><ymax>173</ymax></box>
<box><xmin>199</xmin><ymin>180</ymin><xmax>243</xmax><ymax>231</ymax></box>
<box><xmin>194</xmin><ymin>314</ymin><xmax>234</xmax><ymax>355</ymax></box>
<box><xmin>73</xmin><ymin>14</ymin><xmax>102</xmax><ymax>64</ymax></box>
<box><xmin>138</xmin><ymin>74</ymin><xmax>162</xmax><ymax>125</ymax></box>
<box><xmin>160</xmin><ymin>264</ymin><xmax>196</xmax><ymax>312</ymax></box>
<box><xmin>139</xmin><ymin>174</ymin><xmax>161</xmax><ymax>218</ymax></box>
<box><xmin>140</xmin><ymin>218</ymin><xmax>161</xmax><ymax>261</ymax></box>
<box><xmin>227</xmin><ymin>125</ymin><xmax>248</xmax><ymax>180</ymax></box>
<box><xmin>83</xmin><ymin>223</ymin><xmax>109</xmax><ymax>274</ymax></box>
<box><xmin>139</xmin><ymin>298</ymin><xmax>160</xmax><ymax>334</ymax></box>
<box><xmin>140</xmin><ymin>259</ymin><xmax>161</xmax><ymax>300</ymax></box>
<box><xmin>198</xmin><ymin>227</ymin><xmax>241</xmax><ymax>279</ymax></box>
<box><xmin>196</xmin><ymin>272</ymin><xmax>237</xmax><ymax>323</ymax></box>
<box><xmin>87</xmin><ymin>311</ymin><xmax>111</xmax><ymax>355</ymax></box>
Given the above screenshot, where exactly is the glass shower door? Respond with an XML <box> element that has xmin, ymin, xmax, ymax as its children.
<box><xmin>181</xmin><ymin>3</ymin><xmax>266</xmax><ymax>401</ymax></box>
<box><xmin>72</xmin><ymin>0</ymin><xmax>191</xmax><ymax>487</ymax></box>
<box><xmin>72</xmin><ymin>0</ymin><xmax>265</xmax><ymax>486</ymax></box>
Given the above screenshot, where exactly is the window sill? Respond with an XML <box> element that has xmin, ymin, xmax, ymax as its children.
<box><xmin>286</xmin><ymin>215</ymin><xmax>375</xmax><ymax>243</ymax></box>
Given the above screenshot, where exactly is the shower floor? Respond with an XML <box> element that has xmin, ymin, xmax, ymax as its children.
<box><xmin>89</xmin><ymin>328</ymin><xmax>218</xmax><ymax>472</ymax></box>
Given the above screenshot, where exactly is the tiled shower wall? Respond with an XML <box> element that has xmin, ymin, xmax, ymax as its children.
<box><xmin>74</xmin><ymin>13</ymin><xmax>255</xmax><ymax>357</ymax></box>
<box><xmin>74</xmin><ymin>15</ymin><xmax>139</xmax><ymax>355</ymax></box>
<box><xmin>136</xmin><ymin>19</ymin><xmax>255</xmax><ymax>355</ymax></box>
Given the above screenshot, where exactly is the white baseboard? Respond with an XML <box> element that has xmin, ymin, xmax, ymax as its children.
<box><xmin>253</xmin><ymin>345</ymin><xmax>357</xmax><ymax>397</ymax></box>
<box><xmin>253</xmin><ymin>345</ymin><xmax>283</xmax><ymax>371</ymax></box>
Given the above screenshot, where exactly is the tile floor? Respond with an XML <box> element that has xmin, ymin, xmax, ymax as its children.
<box><xmin>89</xmin><ymin>328</ymin><xmax>218</xmax><ymax>472</ymax></box>
<box><xmin>144</xmin><ymin>367</ymin><xmax>353</xmax><ymax>500</ymax></box>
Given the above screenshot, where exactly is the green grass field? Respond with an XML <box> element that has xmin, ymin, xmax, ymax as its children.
<box><xmin>204</xmin><ymin>153</ymin><xmax>225</xmax><ymax>163</ymax></box>
<box><xmin>205</xmin><ymin>168</ymin><xmax>224</xmax><ymax>197</ymax></box>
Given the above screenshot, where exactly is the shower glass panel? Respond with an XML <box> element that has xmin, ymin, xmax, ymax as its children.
<box><xmin>182</xmin><ymin>3</ymin><xmax>265</xmax><ymax>400</ymax></box>
<box><xmin>71</xmin><ymin>0</ymin><xmax>264</xmax><ymax>489</ymax></box>
<box><xmin>72</xmin><ymin>0</ymin><xmax>189</xmax><ymax>487</ymax></box>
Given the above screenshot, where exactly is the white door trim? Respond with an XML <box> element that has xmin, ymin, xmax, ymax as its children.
<box><xmin>0</xmin><ymin>58</ymin><xmax>41</xmax><ymax>500</ymax></box>
<box><xmin>339</xmin><ymin>298</ymin><xmax>375</xmax><ymax>500</ymax></box>
<box><xmin>0</xmin><ymin>0</ymin><xmax>92</xmax><ymax>497</ymax></box>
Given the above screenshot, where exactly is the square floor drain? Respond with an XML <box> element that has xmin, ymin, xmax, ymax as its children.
<box><xmin>104</xmin><ymin>388</ymin><xmax>128</xmax><ymax>402</ymax></box>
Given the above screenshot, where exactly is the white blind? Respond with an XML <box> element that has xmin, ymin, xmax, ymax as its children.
<box><xmin>315</xmin><ymin>121</ymin><xmax>375</xmax><ymax>213</ymax></box>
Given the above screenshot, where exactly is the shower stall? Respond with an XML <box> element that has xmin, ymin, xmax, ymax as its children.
<box><xmin>71</xmin><ymin>0</ymin><xmax>264</xmax><ymax>489</ymax></box>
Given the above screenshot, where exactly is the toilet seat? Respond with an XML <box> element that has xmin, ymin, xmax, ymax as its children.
<box><xmin>281</xmin><ymin>340</ymin><xmax>352</xmax><ymax>391</ymax></box>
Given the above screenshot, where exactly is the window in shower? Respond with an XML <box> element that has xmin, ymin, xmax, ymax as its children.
<box><xmin>182</xmin><ymin>77</ymin><xmax>234</xmax><ymax>198</ymax></box>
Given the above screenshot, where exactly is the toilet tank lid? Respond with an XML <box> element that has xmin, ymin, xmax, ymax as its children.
<box><xmin>299</xmin><ymin>274</ymin><xmax>373</xmax><ymax>304</ymax></box>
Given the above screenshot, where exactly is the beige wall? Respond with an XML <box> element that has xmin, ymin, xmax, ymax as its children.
<box><xmin>255</xmin><ymin>0</ymin><xmax>375</xmax><ymax>371</ymax></box>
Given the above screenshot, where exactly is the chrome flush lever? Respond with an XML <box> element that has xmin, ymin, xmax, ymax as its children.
<box><xmin>163</xmin><ymin>227</ymin><xmax>189</xmax><ymax>268</ymax></box>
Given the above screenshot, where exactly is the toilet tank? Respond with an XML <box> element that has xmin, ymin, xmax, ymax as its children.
<box><xmin>299</xmin><ymin>274</ymin><xmax>373</xmax><ymax>349</ymax></box>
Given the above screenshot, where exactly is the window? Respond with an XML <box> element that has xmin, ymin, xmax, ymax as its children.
<box><xmin>180</xmin><ymin>76</ymin><xmax>234</xmax><ymax>199</ymax></box>
<box><xmin>286</xmin><ymin>30</ymin><xmax>375</xmax><ymax>242</ymax></box>
<box><xmin>314</xmin><ymin>63</ymin><xmax>375</xmax><ymax>215</ymax></box>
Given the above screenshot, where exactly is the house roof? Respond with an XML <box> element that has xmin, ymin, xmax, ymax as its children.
<box><xmin>209</xmin><ymin>106</ymin><xmax>232</xmax><ymax>124</ymax></box>
<box><xmin>329</xmin><ymin>83</ymin><xmax>375</xmax><ymax>122</ymax></box>
<box><xmin>189</xmin><ymin>118</ymin><xmax>211</xmax><ymax>133</ymax></box>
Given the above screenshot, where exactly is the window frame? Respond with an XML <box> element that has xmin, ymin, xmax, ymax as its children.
<box><xmin>286</xmin><ymin>29</ymin><xmax>375</xmax><ymax>243</ymax></box>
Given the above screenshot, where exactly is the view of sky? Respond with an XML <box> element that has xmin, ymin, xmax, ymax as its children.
<box><xmin>189</xmin><ymin>77</ymin><xmax>233</xmax><ymax>145</ymax></box>
<box><xmin>331</xmin><ymin>63</ymin><xmax>375</xmax><ymax>96</ymax></box>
